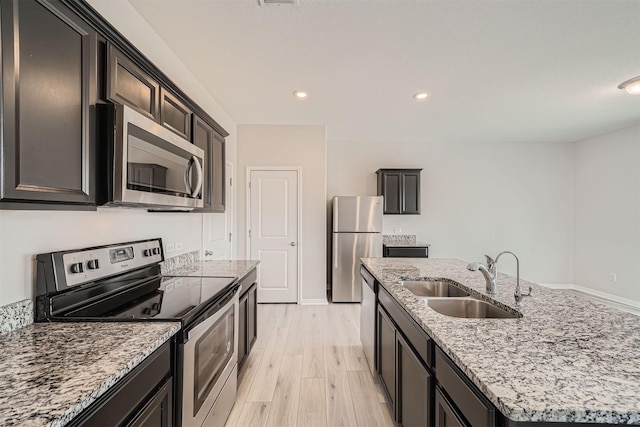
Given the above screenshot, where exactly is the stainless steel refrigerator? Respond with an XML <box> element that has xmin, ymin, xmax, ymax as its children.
<box><xmin>331</xmin><ymin>196</ymin><xmax>383</xmax><ymax>302</ymax></box>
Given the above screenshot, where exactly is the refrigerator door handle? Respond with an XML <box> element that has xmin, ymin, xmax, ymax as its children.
<box><xmin>333</xmin><ymin>235</ymin><xmax>338</xmax><ymax>268</ymax></box>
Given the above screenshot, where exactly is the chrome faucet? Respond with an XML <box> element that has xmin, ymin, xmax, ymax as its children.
<box><xmin>467</xmin><ymin>251</ymin><xmax>532</xmax><ymax>304</ymax></box>
<box><xmin>495</xmin><ymin>251</ymin><xmax>531</xmax><ymax>305</ymax></box>
<box><xmin>467</xmin><ymin>261</ymin><xmax>497</xmax><ymax>295</ymax></box>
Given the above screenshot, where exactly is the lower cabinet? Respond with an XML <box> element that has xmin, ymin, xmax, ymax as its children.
<box><xmin>377</xmin><ymin>302</ymin><xmax>433</xmax><ymax>427</ymax></box>
<box><xmin>238</xmin><ymin>269</ymin><xmax>258</xmax><ymax>369</ymax></box>
<box><xmin>435</xmin><ymin>386</ymin><xmax>466</xmax><ymax>427</ymax></box>
<box><xmin>397</xmin><ymin>333</ymin><xmax>432</xmax><ymax>427</ymax></box>
<box><xmin>70</xmin><ymin>341</ymin><xmax>173</xmax><ymax>426</ymax></box>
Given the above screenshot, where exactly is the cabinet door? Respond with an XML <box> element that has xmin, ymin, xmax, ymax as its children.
<box><xmin>435</xmin><ymin>387</ymin><xmax>467</xmax><ymax>427</ymax></box>
<box><xmin>0</xmin><ymin>0</ymin><xmax>97</xmax><ymax>207</ymax></box>
<box><xmin>377</xmin><ymin>306</ymin><xmax>396</xmax><ymax>411</ymax></box>
<box><xmin>401</xmin><ymin>172</ymin><xmax>421</xmax><ymax>214</ymax></box>
<box><xmin>397</xmin><ymin>334</ymin><xmax>432</xmax><ymax>427</ymax></box>
<box><xmin>378</xmin><ymin>172</ymin><xmax>402</xmax><ymax>214</ymax></box>
<box><xmin>238</xmin><ymin>291</ymin><xmax>248</xmax><ymax>368</ymax></box>
<box><xmin>247</xmin><ymin>284</ymin><xmax>257</xmax><ymax>350</ymax></box>
<box><xmin>192</xmin><ymin>115</ymin><xmax>225</xmax><ymax>212</ymax></box>
<box><xmin>107</xmin><ymin>43</ymin><xmax>159</xmax><ymax>120</ymax></box>
<box><xmin>160</xmin><ymin>87</ymin><xmax>192</xmax><ymax>140</ymax></box>
<box><xmin>126</xmin><ymin>378</ymin><xmax>173</xmax><ymax>427</ymax></box>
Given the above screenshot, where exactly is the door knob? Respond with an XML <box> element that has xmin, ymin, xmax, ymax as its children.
<box><xmin>290</xmin><ymin>242</ymin><xmax>297</xmax><ymax>247</ymax></box>
<box><xmin>205</xmin><ymin>250</ymin><xmax>213</xmax><ymax>256</ymax></box>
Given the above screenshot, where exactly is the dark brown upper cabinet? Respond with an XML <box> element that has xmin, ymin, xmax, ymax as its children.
<box><xmin>106</xmin><ymin>43</ymin><xmax>159</xmax><ymax>121</ymax></box>
<box><xmin>0</xmin><ymin>0</ymin><xmax>97</xmax><ymax>209</ymax></box>
<box><xmin>193</xmin><ymin>115</ymin><xmax>225</xmax><ymax>212</ymax></box>
<box><xmin>160</xmin><ymin>87</ymin><xmax>192</xmax><ymax>140</ymax></box>
<box><xmin>376</xmin><ymin>168</ymin><xmax>422</xmax><ymax>215</ymax></box>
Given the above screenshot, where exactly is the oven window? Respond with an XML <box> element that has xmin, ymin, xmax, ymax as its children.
<box><xmin>127</xmin><ymin>124</ymin><xmax>195</xmax><ymax>197</ymax></box>
<box><xmin>193</xmin><ymin>304</ymin><xmax>235</xmax><ymax>416</ymax></box>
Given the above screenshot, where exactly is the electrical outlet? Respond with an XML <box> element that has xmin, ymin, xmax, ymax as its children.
<box><xmin>394</xmin><ymin>228</ymin><xmax>402</xmax><ymax>234</ymax></box>
<box><xmin>175</xmin><ymin>241</ymin><xmax>184</xmax><ymax>251</ymax></box>
<box><xmin>166</xmin><ymin>242</ymin><xmax>175</xmax><ymax>253</ymax></box>
<box><xmin>609</xmin><ymin>273</ymin><xmax>617</xmax><ymax>282</ymax></box>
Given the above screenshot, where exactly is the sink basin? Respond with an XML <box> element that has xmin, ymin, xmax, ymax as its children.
<box><xmin>426</xmin><ymin>298</ymin><xmax>521</xmax><ymax>319</ymax></box>
<box><xmin>400</xmin><ymin>280</ymin><xmax>470</xmax><ymax>297</ymax></box>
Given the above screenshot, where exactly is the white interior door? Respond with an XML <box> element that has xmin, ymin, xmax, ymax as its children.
<box><xmin>202</xmin><ymin>162</ymin><xmax>234</xmax><ymax>260</ymax></box>
<box><xmin>249</xmin><ymin>169</ymin><xmax>299</xmax><ymax>303</ymax></box>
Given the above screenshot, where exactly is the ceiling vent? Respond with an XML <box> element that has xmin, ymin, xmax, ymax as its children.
<box><xmin>258</xmin><ymin>0</ymin><xmax>299</xmax><ymax>6</ymax></box>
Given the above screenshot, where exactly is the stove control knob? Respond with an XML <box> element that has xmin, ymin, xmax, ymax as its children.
<box><xmin>142</xmin><ymin>308</ymin><xmax>152</xmax><ymax>315</ymax></box>
<box><xmin>152</xmin><ymin>247</ymin><xmax>161</xmax><ymax>255</ymax></box>
<box><xmin>87</xmin><ymin>259</ymin><xmax>100</xmax><ymax>270</ymax></box>
<box><xmin>152</xmin><ymin>303</ymin><xmax>161</xmax><ymax>311</ymax></box>
<box><xmin>70</xmin><ymin>262</ymin><xmax>84</xmax><ymax>274</ymax></box>
<box><xmin>143</xmin><ymin>249</ymin><xmax>152</xmax><ymax>257</ymax></box>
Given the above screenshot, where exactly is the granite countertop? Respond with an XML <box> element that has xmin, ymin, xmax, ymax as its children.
<box><xmin>163</xmin><ymin>259</ymin><xmax>259</xmax><ymax>279</ymax></box>
<box><xmin>361</xmin><ymin>257</ymin><xmax>640</xmax><ymax>424</ymax></box>
<box><xmin>0</xmin><ymin>321</ymin><xmax>180</xmax><ymax>427</ymax></box>
<box><xmin>383</xmin><ymin>241</ymin><xmax>430</xmax><ymax>248</ymax></box>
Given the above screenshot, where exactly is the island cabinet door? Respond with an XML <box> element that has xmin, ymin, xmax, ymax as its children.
<box><xmin>435</xmin><ymin>386</ymin><xmax>467</xmax><ymax>427</ymax></box>
<box><xmin>396</xmin><ymin>333</ymin><xmax>433</xmax><ymax>427</ymax></box>
<box><xmin>377</xmin><ymin>305</ymin><xmax>396</xmax><ymax>411</ymax></box>
<box><xmin>238</xmin><ymin>290</ymin><xmax>248</xmax><ymax>368</ymax></box>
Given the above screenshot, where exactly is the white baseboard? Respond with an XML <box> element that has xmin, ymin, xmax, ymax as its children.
<box><xmin>539</xmin><ymin>283</ymin><xmax>640</xmax><ymax>315</ymax></box>
<box><xmin>299</xmin><ymin>298</ymin><xmax>329</xmax><ymax>305</ymax></box>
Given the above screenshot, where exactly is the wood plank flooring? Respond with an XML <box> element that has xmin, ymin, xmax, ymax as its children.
<box><xmin>225</xmin><ymin>303</ymin><xmax>395</xmax><ymax>427</ymax></box>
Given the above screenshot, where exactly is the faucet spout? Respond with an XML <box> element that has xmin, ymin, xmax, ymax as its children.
<box><xmin>466</xmin><ymin>262</ymin><xmax>497</xmax><ymax>295</ymax></box>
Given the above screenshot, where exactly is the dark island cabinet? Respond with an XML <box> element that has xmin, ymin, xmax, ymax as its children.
<box><xmin>377</xmin><ymin>287</ymin><xmax>434</xmax><ymax>426</ymax></box>
<box><xmin>376</xmin><ymin>169</ymin><xmax>422</xmax><ymax>215</ymax></box>
<box><xmin>435</xmin><ymin>387</ymin><xmax>467</xmax><ymax>427</ymax></box>
<box><xmin>106</xmin><ymin>43</ymin><xmax>160</xmax><ymax>121</ymax></box>
<box><xmin>70</xmin><ymin>341</ymin><xmax>173</xmax><ymax>427</ymax></box>
<box><xmin>238</xmin><ymin>268</ymin><xmax>258</xmax><ymax>369</ymax></box>
<box><xmin>193</xmin><ymin>114</ymin><xmax>225</xmax><ymax>212</ymax></box>
<box><xmin>0</xmin><ymin>0</ymin><xmax>97</xmax><ymax>209</ymax></box>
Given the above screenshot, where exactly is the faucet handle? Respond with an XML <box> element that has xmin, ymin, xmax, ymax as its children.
<box><xmin>484</xmin><ymin>255</ymin><xmax>496</xmax><ymax>274</ymax></box>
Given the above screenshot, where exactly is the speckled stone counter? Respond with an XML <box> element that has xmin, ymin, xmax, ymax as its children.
<box><xmin>0</xmin><ymin>299</ymin><xmax>33</xmax><ymax>336</ymax></box>
<box><xmin>0</xmin><ymin>321</ymin><xmax>180</xmax><ymax>427</ymax></box>
<box><xmin>361</xmin><ymin>257</ymin><xmax>640</xmax><ymax>424</ymax></box>
<box><xmin>164</xmin><ymin>259</ymin><xmax>259</xmax><ymax>279</ymax></box>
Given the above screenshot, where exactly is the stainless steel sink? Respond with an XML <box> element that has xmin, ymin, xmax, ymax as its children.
<box><xmin>400</xmin><ymin>280</ymin><xmax>470</xmax><ymax>297</ymax></box>
<box><xmin>425</xmin><ymin>298</ymin><xmax>521</xmax><ymax>319</ymax></box>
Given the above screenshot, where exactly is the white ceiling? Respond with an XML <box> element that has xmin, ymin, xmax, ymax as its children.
<box><xmin>129</xmin><ymin>0</ymin><xmax>640</xmax><ymax>143</ymax></box>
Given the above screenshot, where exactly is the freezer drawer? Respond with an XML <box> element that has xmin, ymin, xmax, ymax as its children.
<box><xmin>332</xmin><ymin>232</ymin><xmax>382</xmax><ymax>302</ymax></box>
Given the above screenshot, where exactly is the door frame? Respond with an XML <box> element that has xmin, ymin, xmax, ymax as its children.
<box><xmin>246</xmin><ymin>166</ymin><xmax>302</xmax><ymax>304</ymax></box>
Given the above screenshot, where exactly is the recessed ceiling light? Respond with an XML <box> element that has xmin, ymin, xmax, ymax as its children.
<box><xmin>413</xmin><ymin>91</ymin><xmax>430</xmax><ymax>101</ymax></box>
<box><xmin>618</xmin><ymin>76</ymin><xmax>640</xmax><ymax>95</ymax></box>
<box><xmin>293</xmin><ymin>90</ymin><xmax>308</xmax><ymax>99</ymax></box>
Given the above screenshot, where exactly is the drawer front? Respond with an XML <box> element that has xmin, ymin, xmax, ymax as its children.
<box><xmin>435</xmin><ymin>348</ymin><xmax>494</xmax><ymax>427</ymax></box>
<box><xmin>378</xmin><ymin>286</ymin><xmax>432</xmax><ymax>367</ymax></box>
<box><xmin>384</xmin><ymin>246</ymin><xmax>429</xmax><ymax>258</ymax></box>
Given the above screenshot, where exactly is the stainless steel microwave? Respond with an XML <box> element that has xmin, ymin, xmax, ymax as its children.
<box><xmin>98</xmin><ymin>104</ymin><xmax>205</xmax><ymax>210</ymax></box>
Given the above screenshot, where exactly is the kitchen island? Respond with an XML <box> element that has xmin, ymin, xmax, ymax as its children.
<box><xmin>361</xmin><ymin>257</ymin><xmax>640</xmax><ymax>425</ymax></box>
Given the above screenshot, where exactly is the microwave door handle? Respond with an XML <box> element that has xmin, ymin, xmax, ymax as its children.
<box><xmin>191</xmin><ymin>156</ymin><xmax>203</xmax><ymax>198</ymax></box>
<box><xmin>184</xmin><ymin>156</ymin><xmax>194</xmax><ymax>195</ymax></box>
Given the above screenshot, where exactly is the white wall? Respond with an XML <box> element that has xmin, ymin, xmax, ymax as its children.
<box><xmin>0</xmin><ymin>2</ymin><xmax>237</xmax><ymax>306</ymax></box>
<box><xmin>236</xmin><ymin>125</ymin><xmax>327</xmax><ymax>303</ymax></box>
<box><xmin>574</xmin><ymin>124</ymin><xmax>640</xmax><ymax>303</ymax></box>
<box><xmin>328</xmin><ymin>140</ymin><xmax>575</xmax><ymax>284</ymax></box>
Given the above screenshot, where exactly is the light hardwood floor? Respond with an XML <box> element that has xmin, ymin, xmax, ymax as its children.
<box><xmin>225</xmin><ymin>303</ymin><xmax>396</xmax><ymax>427</ymax></box>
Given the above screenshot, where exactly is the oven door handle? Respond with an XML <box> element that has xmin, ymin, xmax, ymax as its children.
<box><xmin>184</xmin><ymin>284</ymin><xmax>239</xmax><ymax>343</ymax></box>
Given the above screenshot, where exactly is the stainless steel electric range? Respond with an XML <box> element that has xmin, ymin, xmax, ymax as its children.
<box><xmin>35</xmin><ymin>238</ymin><xmax>239</xmax><ymax>427</ymax></box>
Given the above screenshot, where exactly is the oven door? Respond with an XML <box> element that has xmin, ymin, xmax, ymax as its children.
<box><xmin>182</xmin><ymin>290</ymin><xmax>238</xmax><ymax>427</ymax></box>
<box><xmin>112</xmin><ymin>104</ymin><xmax>205</xmax><ymax>209</ymax></box>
